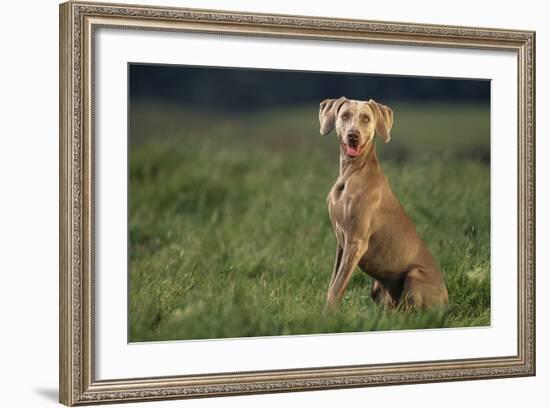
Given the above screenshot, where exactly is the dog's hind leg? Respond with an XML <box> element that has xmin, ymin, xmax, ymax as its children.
<box><xmin>371</xmin><ymin>279</ymin><xmax>399</xmax><ymax>309</ymax></box>
<box><xmin>401</xmin><ymin>269</ymin><xmax>448</xmax><ymax>310</ymax></box>
<box><xmin>370</xmin><ymin>280</ymin><xmax>384</xmax><ymax>304</ymax></box>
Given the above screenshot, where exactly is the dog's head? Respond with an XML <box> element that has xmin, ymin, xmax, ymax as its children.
<box><xmin>319</xmin><ymin>97</ymin><xmax>393</xmax><ymax>159</ymax></box>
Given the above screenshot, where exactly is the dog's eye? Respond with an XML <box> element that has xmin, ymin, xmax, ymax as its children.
<box><xmin>361</xmin><ymin>115</ymin><xmax>370</xmax><ymax>122</ymax></box>
<box><xmin>341</xmin><ymin>112</ymin><xmax>351</xmax><ymax>120</ymax></box>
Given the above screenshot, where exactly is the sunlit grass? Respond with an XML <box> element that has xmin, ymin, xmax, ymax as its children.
<box><xmin>128</xmin><ymin>102</ymin><xmax>490</xmax><ymax>342</ymax></box>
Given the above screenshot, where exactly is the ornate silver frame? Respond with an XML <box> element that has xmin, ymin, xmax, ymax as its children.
<box><xmin>59</xmin><ymin>1</ymin><xmax>536</xmax><ymax>405</ymax></box>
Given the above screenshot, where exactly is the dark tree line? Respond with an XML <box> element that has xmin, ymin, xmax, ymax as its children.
<box><xmin>130</xmin><ymin>63</ymin><xmax>490</xmax><ymax>110</ymax></box>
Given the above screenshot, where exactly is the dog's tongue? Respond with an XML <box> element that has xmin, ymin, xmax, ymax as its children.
<box><xmin>345</xmin><ymin>144</ymin><xmax>360</xmax><ymax>157</ymax></box>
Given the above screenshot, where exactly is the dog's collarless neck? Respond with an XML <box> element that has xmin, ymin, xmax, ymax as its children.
<box><xmin>339</xmin><ymin>144</ymin><xmax>380</xmax><ymax>177</ymax></box>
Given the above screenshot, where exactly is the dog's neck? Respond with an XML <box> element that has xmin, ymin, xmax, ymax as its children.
<box><xmin>339</xmin><ymin>139</ymin><xmax>381</xmax><ymax>177</ymax></box>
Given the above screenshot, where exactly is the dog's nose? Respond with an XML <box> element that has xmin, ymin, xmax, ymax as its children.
<box><xmin>347</xmin><ymin>130</ymin><xmax>359</xmax><ymax>145</ymax></box>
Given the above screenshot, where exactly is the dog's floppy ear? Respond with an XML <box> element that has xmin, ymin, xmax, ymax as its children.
<box><xmin>369</xmin><ymin>99</ymin><xmax>393</xmax><ymax>143</ymax></box>
<box><xmin>319</xmin><ymin>97</ymin><xmax>346</xmax><ymax>135</ymax></box>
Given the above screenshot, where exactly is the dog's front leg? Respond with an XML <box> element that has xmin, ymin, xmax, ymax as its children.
<box><xmin>326</xmin><ymin>240</ymin><xmax>366</xmax><ymax>309</ymax></box>
<box><xmin>329</xmin><ymin>244</ymin><xmax>343</xmax><ymax>289</ymax></box>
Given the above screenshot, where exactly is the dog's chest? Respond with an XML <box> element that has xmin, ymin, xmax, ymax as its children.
<box><xmin>327</xmin><ymin>177</ymin><xmax>365</xmax><ymax>236</ymax></box>
<box><xmin>328</xmin><ymin>176</ymin><xmax>345</xmax><ymax>198</ymax></box>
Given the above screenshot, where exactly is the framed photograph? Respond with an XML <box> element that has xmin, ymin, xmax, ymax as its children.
<box><xmin>59</xmin><ymin>1</ymin><xmax>536</xmax><ymax>405</ymax></box>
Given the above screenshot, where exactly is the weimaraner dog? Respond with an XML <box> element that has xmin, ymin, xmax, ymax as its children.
<box><xmin>319</xmin><ymin>97</ymin><xmax>448</xmax><ymax>310</ymax></box>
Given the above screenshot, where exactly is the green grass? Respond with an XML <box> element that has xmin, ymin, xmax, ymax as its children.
<box><xmin>128</xmin><ymin>102</ymin><xmax>490</xmax><ymax>342</ymax></box>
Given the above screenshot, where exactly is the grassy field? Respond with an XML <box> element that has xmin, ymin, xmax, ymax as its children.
<box><xmin>128</xmin><ymin>102</ymin><xmax>490</xmax><ymax>342</ymax></box>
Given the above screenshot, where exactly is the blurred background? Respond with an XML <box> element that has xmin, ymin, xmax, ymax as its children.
<box><xmin>129</xmin><ymin>64</ymin><xmax>490</xmax><ymax>342</ymax></box>
<box><xmin>130</xmin><ymin>64</ymin><xmax>491</xmax><ymax>163</ymax></box>
<box><xmin>130</xmin><ymin>64</ymin><xmax>490</xmax><ymax>109</ymax></box>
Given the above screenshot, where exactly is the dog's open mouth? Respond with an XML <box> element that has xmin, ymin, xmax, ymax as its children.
<box><xmin>342</xmin><ymin>143</ymin><xmax>366</xmax><ymax>158</ymax></box>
